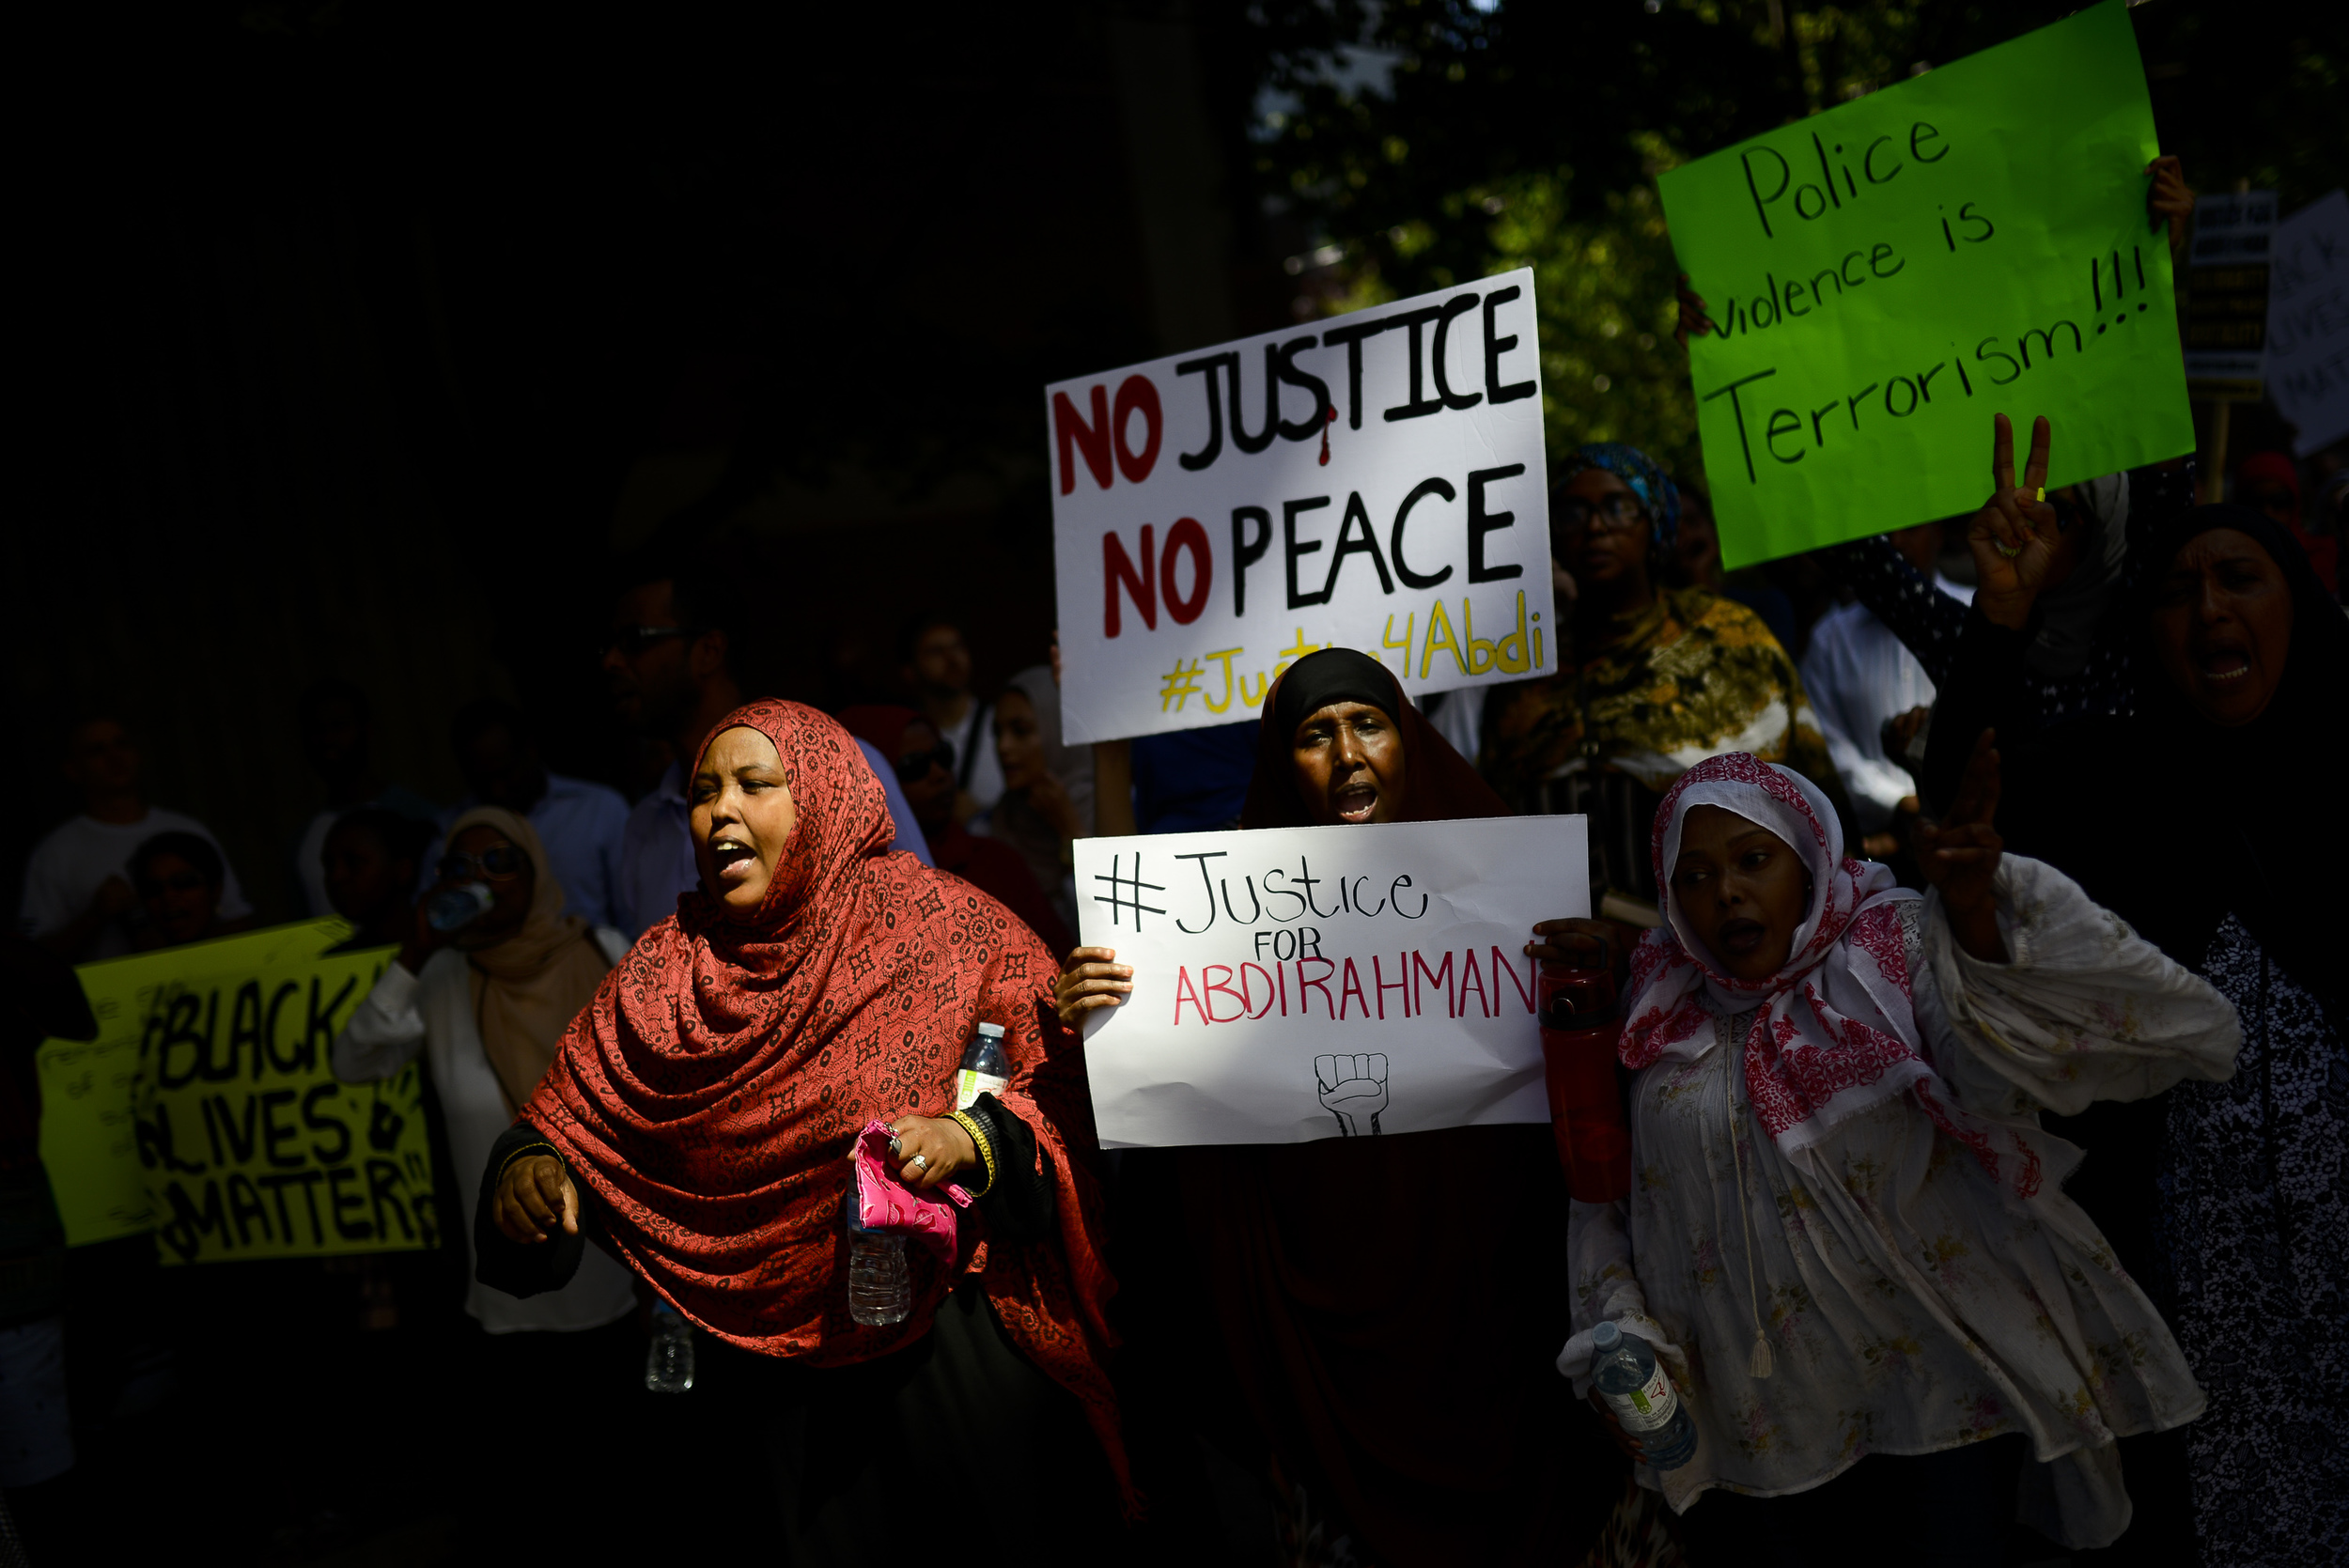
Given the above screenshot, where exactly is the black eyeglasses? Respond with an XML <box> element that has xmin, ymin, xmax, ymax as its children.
<box><xmin>600</xmin><ymin>623</ymin><xmax>687</xmax><ymax>658</ymax></box>
<box><xmin>439</xmin><ymin>846</ymin><xmax>529</xmax><ymax>883</ymax></box>
<box><xmin>142</xmin><ymin>872</ymin><xmax>211</xmax><ymax>895</ymax></box>
<box><xmin>894</xmin><ymin>740</ymin><xmax>955</xmax><ymax>781</ymax></box>
<box><xmin>1554</xmin><ymin>493</ymin><xmax>1650</xmax><ymax>536</ymax></box>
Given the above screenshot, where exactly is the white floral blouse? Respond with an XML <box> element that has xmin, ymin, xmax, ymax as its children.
<box><xmin>1562</xmin><ymin>857</ymin><xmax>2242</xmax><ymax>1549</ymax></box>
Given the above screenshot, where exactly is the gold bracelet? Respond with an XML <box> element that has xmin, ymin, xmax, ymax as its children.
<box><xmin>948</xmin><ymin>1110</ymin><xmax>997</xmax><ymax>1197</ymax></box>
<box><xmin>496</xmin><ymin>1142</ymin><xmax>559</xmax><ymax>1185</ymax></box>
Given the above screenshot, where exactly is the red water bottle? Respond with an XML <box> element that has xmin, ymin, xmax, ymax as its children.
<box><xmin>1538</xmin><ymin>968</ymin><xmax>1631</xmax><ymax>1203</ymax></box>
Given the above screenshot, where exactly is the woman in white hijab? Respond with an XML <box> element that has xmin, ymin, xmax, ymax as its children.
<box><xmin>332</xmin><ymin>805</ymin><xmax>642</xmax><ymax>1557</ymax></box>
<box><xmin>1560</xmin><ymin>739</ymin><xmax>2239</xmax><ymax>1563</ymax></box>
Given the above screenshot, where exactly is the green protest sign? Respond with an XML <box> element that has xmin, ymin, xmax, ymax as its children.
<box><xmin>1659</xmin><ymin>0</ymin><xmax>2194</xmax><ymax>568</ymax></box>
<box><xmin>37</xmin><ymin>920</ymin><xmax>441</xmax><ymax>1264</ymax></box>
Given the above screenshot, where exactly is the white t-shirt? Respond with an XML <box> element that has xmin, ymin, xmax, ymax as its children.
<box><xmin>1798</xmin><ymin>574</ymin><xmax>1973</xmax><ymax>836</ymax></box>
<box><xmin>937</xmin><ymin>698</ymin><xmax>1006</xmax><ymax>816</ymax></box>
<box><xmin>16</xmin><ymin>810</ymin><xmax>254</xmax><ymax>959</ymax></box>
<box><xmin>330</xmin><ymin>928</ymin><xmax>639</xmax><ymax>1335</ymax></box>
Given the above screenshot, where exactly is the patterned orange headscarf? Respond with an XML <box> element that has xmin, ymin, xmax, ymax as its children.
<box><xmin>521</xmin><ymin>701</ymin><xmax>1125</xmax><ymax>1488</ymax></box>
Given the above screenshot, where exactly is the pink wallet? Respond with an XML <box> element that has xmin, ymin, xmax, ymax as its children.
<box><xmin>849</xmin><ymin>1119</ymin><xmax>972</xmax><ymax>1266</ymax></box>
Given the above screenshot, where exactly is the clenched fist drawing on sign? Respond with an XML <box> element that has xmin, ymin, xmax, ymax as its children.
<box><xmin>1315</xmin><ymin>1054</ymin><xmax>1389</xmax><ymax>1137</ymax></box>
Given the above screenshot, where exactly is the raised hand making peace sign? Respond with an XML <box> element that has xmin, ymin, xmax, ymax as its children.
<box><xmin>1969</xmin><ymin>413</ymin><xmax>2092</xmax><ymax>632</ymax></box>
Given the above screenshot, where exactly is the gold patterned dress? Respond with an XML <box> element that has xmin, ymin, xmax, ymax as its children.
<box><xmin>1482</xmin><ymin>587</ymin><xmax>1841</xmax><ymax>904</ymax></box>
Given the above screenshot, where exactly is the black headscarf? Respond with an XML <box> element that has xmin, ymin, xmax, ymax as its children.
<box><xmin>2113</xmin><ymin>504</ymin><xmax>2348</xmax><ymax>1001</ymax></box>
<box><xmin>1242</xmin><ymin>649</ymin><xmax>1507</xmax><ymax>831</ymax></box>
<box><xmin>1193</xmin><ymin>655</ymin><xmax>1602</xmax><ymax>1561</ymax></box>
<box><xmin>1267</xmin><ymin>647</ymin><xmax>1400</xmax><ymax>741</ymax></box>
<box><xmin>1961</xmin><ymin>502</ymin><xmax>2349</xmax><ymax>1300</ymax></box>
<box><xmin>2124</xmin><ymin>504</ymin><xmax>2349</xmax><ymax>743</ymax></box>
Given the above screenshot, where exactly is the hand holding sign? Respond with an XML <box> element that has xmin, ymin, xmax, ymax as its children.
<box><xmin>1526</xmin><ymin>917</ymin><xmax>1621</xmax><ymax>979</ymax></box>
<box><xmin>1675</xmin><ymin>273</ymin><xmax>1714</xmax><ymax>349</ymax></box>
<box><xmin>1315</xmin><ymin>1054</ymin><xmax>1390</xmax><ymax>1137</ymax></box>
<box><xmin>2146</xmin><ymin>155</ymin><xmax>2193</xmax><ymax>257</ymax></box>
<box><xmin>1054</xmin><ymin>946</ymin><xmax>1133</xmax><ymax>1029</ymax></box>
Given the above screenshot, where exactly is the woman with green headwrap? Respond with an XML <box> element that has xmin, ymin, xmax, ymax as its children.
<box><xmin>1482</xmin><ymin>442</ymin><xmax>1845</xmax><ymax>916</ymax></box>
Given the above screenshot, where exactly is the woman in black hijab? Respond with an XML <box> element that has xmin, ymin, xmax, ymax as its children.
<box><xmin>1057</xmin><ymin>650</ymin><xmax>1628</xmax><ymax>1567</ymax></box>
<box><xmin>1923</xmin><ymin>421</ymin><xmax>2347</xmax><ymax>1568</ymax></box>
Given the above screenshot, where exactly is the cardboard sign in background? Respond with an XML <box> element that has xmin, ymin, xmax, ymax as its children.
<box><xmin>38</xmin><ymin>920</ymin><xmax>439</xmax><ymax>1263</ymax></box>
<box><xmin>1049</xmin><ymin>272</ymin><xmax>1553</xmax><ymax>744</ymax></box>
<box><xmin>1073</xmin><ymin>816</ymin><xmax>1586</xmax><ymax>1147</ymax></box>
<box><xmin>1660</xmin><ymin>0</ymin><xmax>2195</xmax><ymax>567</ymax></box>
<box><xmin>2183</xmin><ymin>187</ymin><xmax>2277</xmax><ymax>397</ymax></box>
<box><xmin>2267</xmin><ymin>190</ymin><xmax>2349</xmax><ymax>455</ymax></box>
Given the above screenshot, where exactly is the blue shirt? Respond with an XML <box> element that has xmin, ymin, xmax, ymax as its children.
<box><xmin>618</xmin><ymin>738</ymin><xmax>931</xmax><ymax>938</ymax></box>
<box><xmin>1132</xmin><ymin>721</ymin><xmax>1259</xmax><ymax>833</ymax></box>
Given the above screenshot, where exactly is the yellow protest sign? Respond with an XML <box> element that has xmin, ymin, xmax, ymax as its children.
<box><xmin>38</xmin><ymin>922</ymin><xmax>343</xmax><ymax>1245</ymax></box>
<box><xmin>37</xmin><ymin>921</ymin><xmax>442</xmax><ymax>1264</ymax></box>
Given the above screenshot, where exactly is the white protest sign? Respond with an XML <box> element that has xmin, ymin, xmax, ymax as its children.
<box><xmin>1048</xmin><ymin>272</ymin><xmax>1553</xmax><ymax>745</ymax></box>
<box><xmin>1073</xmin><ymin>816</ymin><xmax>1586</xmax><ymax>1147</ymax></box>
<box><xmin>2267</xmin><ymin>190</ymin><xmax>2349</xmax><ymax>457</ymax></box>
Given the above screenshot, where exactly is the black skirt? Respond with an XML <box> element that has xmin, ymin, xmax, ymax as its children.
<box><xmin>637</xmin><ymin>1282</ymin><xmax>1122</xmax><ymax>1567</ymax></box>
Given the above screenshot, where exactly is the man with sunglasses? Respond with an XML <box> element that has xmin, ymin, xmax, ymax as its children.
<box><xmin>604</xmin><ymin>564</ymin><xmax>926</xmax><ymax>938</ymax></box>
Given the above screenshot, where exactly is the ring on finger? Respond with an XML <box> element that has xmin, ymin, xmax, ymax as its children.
<box><xmin>910</xmin><ymin>1154</ymin><xmax>929</xmax><ymax>1171</ymax></box>
<box><xmin>1995</xmin><ymin>542</ymin><xmax>2021</xmax><ymax>558</ymax></box>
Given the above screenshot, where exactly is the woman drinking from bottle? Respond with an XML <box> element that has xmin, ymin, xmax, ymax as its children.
<box><xmin>332</xmin><ymin>808</ymin><xmax>637</xmax><ymax>1556</ymax></box>
<box><xmin>473</xmin><ymin>702</ymin><xmax>1128</xmax><ymax>1561</ymax></box>
<box><xmin>1055</xmin><ymin>647</ymin><xmax>1630</xmax><ymax>1566</ymax></box>
<box><xmin>1565</xmin><ymin>743</ymin><xmax>2239</xmax><ymax>1563</ymax></box>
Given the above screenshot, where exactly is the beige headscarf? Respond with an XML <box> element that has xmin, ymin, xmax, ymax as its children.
<box><xmin>447</xmin><ymin>806</ymin><xmax>612</xmax><ymax>1114</ymax></box>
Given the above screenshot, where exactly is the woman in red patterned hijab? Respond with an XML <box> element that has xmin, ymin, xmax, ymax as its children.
<box><xmin>474</xmin><ymin>701</ymin><xmax>1128</xmax><ymax>1552</ymax></box>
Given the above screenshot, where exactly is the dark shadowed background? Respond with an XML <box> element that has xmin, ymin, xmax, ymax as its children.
<box><xmin>9</xmin><ymin>0</ymin><xmax>2339</xmax><ymax>924</ymax></box>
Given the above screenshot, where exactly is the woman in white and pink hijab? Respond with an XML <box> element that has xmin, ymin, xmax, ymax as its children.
<box><xmin>1559</xmin><ymin>739</ymin><xmax>2240</xmax><ymax>1564</ymax></box>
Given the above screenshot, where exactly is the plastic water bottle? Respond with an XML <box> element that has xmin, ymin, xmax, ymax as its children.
<box><xmin>955</xmin><ymin>1021</ymin><xmax>1010</xmax><ymax>1110</ymax></box>
<box><xmin>1590</xmin><ymin>1320</ymin><xmax>1698</xmax><ymax>1469</ymax></box>
<box><xmin>426</xmin><ymin>881</ymin><xmax>493</xmax><ymax>933</ymax></box>
<box><xmin>644</xmin><ymin>1299</ymin><xmax>694</xmax><ymax>1393</ymax></box>
<box><xmin>847</xmin><ymin>1209</ymin><xmax>910</xmax><ymax>1327</ymax></box>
